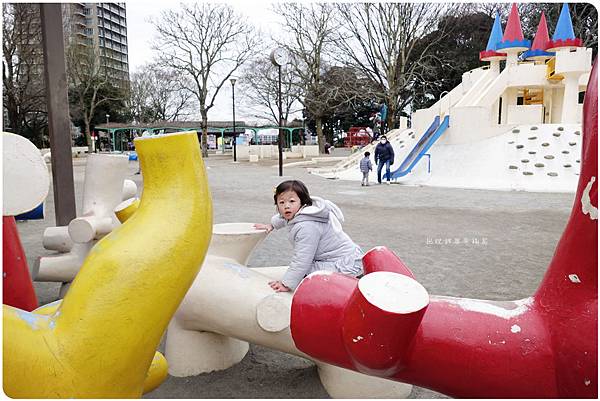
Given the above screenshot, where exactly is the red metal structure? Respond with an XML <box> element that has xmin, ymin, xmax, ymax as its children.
<box><xmin>3</xmin><ymin>216</ymin><xmax>38</xmax><ymax>311</ymax></box>
<box><xmin>290</xmin><ymin>61</ymin><xmax>598</xmax><ymax>398</ymax></box>
<box><xmin>343</xmin><ymin>127</ymin><xmax>372</xmax><ymax>147</ymax></box>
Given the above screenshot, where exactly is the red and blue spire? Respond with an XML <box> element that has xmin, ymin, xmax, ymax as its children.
<box><xmin>522</xmin><ymin>12</ymin><xmax>554</xmax><ymax>61</ymax></box>
<box><xmin>496</xmin><ymin>3</ymin><xmax>531</xmax><ymax>51</ymax></box>
<box><xmin>480</xmin><ymin>12</ymin><xmax>507</xmax><ymax>61</ymax></box>
<box><xmin>547</xmin><ymin>3</ymin><xmax>582</xmax><ymax>51</ymax></box>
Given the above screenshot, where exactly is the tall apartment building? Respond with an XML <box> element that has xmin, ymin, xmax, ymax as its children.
<box><xmin>62</xmin><ymin>3</ymin><xmax>130</xmax><ymax>85</ymax></box>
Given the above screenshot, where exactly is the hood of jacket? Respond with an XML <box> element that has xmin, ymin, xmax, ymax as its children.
<box><xmin>288</xmin><ymin>196</ymin><xmax>344</xmax><ymax>229</ymax></box>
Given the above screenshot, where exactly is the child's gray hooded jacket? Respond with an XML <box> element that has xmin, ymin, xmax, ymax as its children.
<box><xmin>271</xmin><ymin>196</ymin><xmax>364</xmax><ymax>290</ymax></box>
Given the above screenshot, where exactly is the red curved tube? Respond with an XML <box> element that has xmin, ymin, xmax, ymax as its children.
<box><xmin>3</xmin><ymin>216</ymin><xmax>38</xmax><ymax>311</ymax></box>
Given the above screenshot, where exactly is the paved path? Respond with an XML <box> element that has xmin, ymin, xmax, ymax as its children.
<box><xmin>16</xmin><ymin>151</ymin><xmax>575</xmax><ymax>398</ymax></box>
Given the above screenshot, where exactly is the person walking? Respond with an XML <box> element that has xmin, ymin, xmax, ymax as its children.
<box><xmin>374</xmin><ymin>135</ymin><xmax>394</xmax><ymax>184</ymax></box>
<box><xmin>359</xmin><ymin>151</ymin><xmax>373</xmax><ymax>186</ymax></box>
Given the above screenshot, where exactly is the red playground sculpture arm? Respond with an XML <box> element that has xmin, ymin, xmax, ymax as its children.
<box><xmin>290</xmin><ymin>60</ymin><xmax>598</xmax><ymax>399</ymax></box>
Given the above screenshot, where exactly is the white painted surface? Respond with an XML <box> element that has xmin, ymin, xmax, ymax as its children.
<box><xmin>358</xmin><ymin>272</ymin><xmax>429</xmax><ymax>314</ymax></box>
<box><xmin>2</xmin><ymin>132</ymin><xmax>50</xmax><ymax>215</ymax></box>
<box><xmin>507</xmin><ymin>105</ymin><xmax>544</xmax><ymax>124</ymax></box>
<box><xmin>42</xmin><ymin>227</ymin><xmax>73</xmax><ymax>253</ymax></box>
<box><xmin>122</xmin><ymin>179</ymin><xmax>138</xmax><ymax>200</ymax></box>
<box><xmin>581</xmin><ymin>177</ymin><xmax>598</xmax><ymax>220</ymax></box>
<box><xmin>256</xmin><ymin>294</ymin><xmax>291</xmax><ymax>332</ymax></box>
<box><xmin>436</xmin><ymin>296</ymin><xmax>534</xmax><ymax>320</ymax></box>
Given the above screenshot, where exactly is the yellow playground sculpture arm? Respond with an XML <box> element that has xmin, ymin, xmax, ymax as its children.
<box><xmin>3</xmin><ymin>131</ymin><xmax>212</xmax><ymax>398</ymax></box>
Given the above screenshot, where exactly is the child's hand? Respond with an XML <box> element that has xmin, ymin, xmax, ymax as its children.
<box><xmin>253</xmin><ymin>223</ymin><xmax>273</xmax><ymax>233</ymax></box>
<box><xmin>268</xmin><ymin>280</ymin><xmax>291</xmax><ymax>292</ymax></box>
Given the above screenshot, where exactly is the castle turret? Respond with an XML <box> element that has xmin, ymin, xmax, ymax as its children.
<box><xmin>546</xmin><ymin>3</ymin><xmax>583</xmax><ymax>51</ymax></box>
<box><xmin>496</xmin><ymin>3</ymin><xmax>531</xmax><ymax>66</ymax></box>
<box><xmin>522</xmin><ymin>12</ymin><xmax>554</xmax><ymax>62</ymax></box>
<box><xmin>480</xmin><ymin>12</ymin><xmax>507</xmax><ymax>74</ymax></box>
<box><xmin>547</xmin><ymin>3</ymin><xmax>590</xmax><ymax>123</ymax></box>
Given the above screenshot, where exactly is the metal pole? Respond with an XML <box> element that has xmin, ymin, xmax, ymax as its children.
<box><xmin>278</xmin><ymin>65</ymin><xmax>283</xmax><ymax>177</ymax></box>
<box><xmin>231</xmin><ymin>79</ymin><xmax>237</xmax><ymax>162</ymax></box>
<box><xmin>40</xmin><ymin>3</ymin><xmax>76</xmax><ymax>226</ymax></box>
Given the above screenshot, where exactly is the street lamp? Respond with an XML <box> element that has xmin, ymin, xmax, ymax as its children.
<box><xmin>105</xmin><ymin>114</ymin><xmax>111</xmax><ymax>151</ymax></box>
<box><xmin>270</xmin><ymin>48</ymin><xmax>288</xmax><ymax>177</ymax></box>
<box><xmin>230</xmin><ymin>78</ymin><xmax>237</xmax><ymax>162</ymax></box>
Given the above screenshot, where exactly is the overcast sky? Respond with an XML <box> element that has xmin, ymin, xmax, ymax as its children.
<box><xmin>125</xmin><ymin>0</ymin><xmax>285</xmax><ymax>122</ymax></box>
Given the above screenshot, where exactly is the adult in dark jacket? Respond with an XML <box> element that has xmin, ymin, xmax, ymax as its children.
<box><xmin>374</xmin><ymin>135</ymin><xmax>395</xmax><ymax>184</ymax></box>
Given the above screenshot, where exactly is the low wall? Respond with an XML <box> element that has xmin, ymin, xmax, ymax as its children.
<box><xmin>245</xmin><ymin>145</ymin><xmax>319</xmax><ymax>160</ymax></box>
<box><xmin>41</xmin><ymin>147</ymin><xmax>90</xmax><ymax>161</ymax></box>
<box><xmin>507</xmin><ymin>105</ymin><xmax>543</xmax><ymax>125</ymax></box>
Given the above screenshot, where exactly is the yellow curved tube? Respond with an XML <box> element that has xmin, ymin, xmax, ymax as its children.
<box><xmin>32</xmin><ymin>301</ymin><xmax>168</xmax><ymax>395</ymax></box>
<box><xmin>3</xmin><ymin>131</ymin><xmax>212</xmax><ymax>398</ymax></box>
<box><xmin>115</xmin><ymin>197</ymin><xmax>140</xmax><ymax>223</ymax></box>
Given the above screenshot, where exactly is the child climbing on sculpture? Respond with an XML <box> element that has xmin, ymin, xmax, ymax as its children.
<box><xmin>254</xmin><ymin>180</ymin><xmax>364</xmax><ymax>292</ymax></box>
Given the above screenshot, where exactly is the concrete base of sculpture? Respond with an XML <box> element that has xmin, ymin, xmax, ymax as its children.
<box><xmin>165</xmin><ymin>223</ymin><xmax>413</xmax><ymax>398</ymax></box>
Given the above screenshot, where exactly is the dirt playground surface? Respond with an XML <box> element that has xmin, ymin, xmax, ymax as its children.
<box><xmin>18</xmin><ymin>150</ymin><xmax>576</xmax><ymax>398</ymax></box>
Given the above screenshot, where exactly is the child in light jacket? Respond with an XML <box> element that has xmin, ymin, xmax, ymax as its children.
<box><xmin>254</xmin><ymin>180</ymin><xmax>364</xmax><ymax>292</ymax></box>
<box><xmin>359</xmin><ymin>151</ymin><xmax>373</xmax><ymax>186</ymax></box>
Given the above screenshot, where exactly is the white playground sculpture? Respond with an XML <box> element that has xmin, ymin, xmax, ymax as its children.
<box><xmin>164</xmin><ymin>223</ymin><xmax>413</xmax><ymax>399</ymax></box>
<box><xmin>311</xmin><ymin>4</ymin><xmax>591</xmax><ymax>193</ymax></box>
<box><xmin>2</xmin><ymin>132</ymin><xmax>50</xmax><ymax>215</ymax></box>
<box><xmin>33</xmin><ymin>153</ymin><xmax>137</xmax><ymax>296</ymax></box>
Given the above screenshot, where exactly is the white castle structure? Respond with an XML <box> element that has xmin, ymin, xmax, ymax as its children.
<box><xmin>312</xmin><ymin>3</ymin><xmax>593</xmax><ymax>192</ymax></box>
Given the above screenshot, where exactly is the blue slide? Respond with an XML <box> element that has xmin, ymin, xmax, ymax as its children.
<box><xmin>390</xmin><ymin>115</ymin><xmax>450</xmax><ymax>179</ymax></box>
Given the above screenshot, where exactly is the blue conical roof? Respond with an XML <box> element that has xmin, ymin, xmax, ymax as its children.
<box><xmin>485</xmin><ymin>12</ymin><xmax>504</xmax><ymax>51</ymax></box>
<box><xmin>552</xmin><ymin>3</ymin><xmax>576</xmax><ymax>41</ymax></box>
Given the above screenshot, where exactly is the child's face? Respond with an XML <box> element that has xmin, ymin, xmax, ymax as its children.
<box><xmin>276</xmin><ymin>190</ymin><xmax>302</xmax><ymax>221</ymax></box>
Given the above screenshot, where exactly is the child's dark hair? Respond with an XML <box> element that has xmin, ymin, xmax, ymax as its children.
<box><xmin>274</xmin><ymin>180</ymin><xmax>313</xmax><ymax>206</ymax></box>
<box><xmin>364</xmin><ymin>151</ymin><xmax>370</xmax><ymax>157</ymax></box>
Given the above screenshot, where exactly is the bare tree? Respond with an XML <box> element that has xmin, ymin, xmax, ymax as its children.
<box><xmin>129</xmin><ymin>65</ymin><xmax>195</xmax><ymax>124</ymax></box>
<box><xmin>128</xmin><ymin>68</ymin><xmax>153</xmax><ymax>124</ymax></box>
<box><xmin>151</xmin><ymin>3</ymin><xmax>258</xmax><ymax>157</ymax></box>
<box><xmin>2</xmin><ymin>3</ymin><xmax>48</xmax><ymax>146</ymax></box>
<box><xmin>274</xmin><ymin>3</ymin><xmax>339</xmax><ymax>154</ymax></box>
<box><xmin>334</xmin><ymin>3</ymin><xmax>464</xmax><ymax>129</ymax></box>
<box><xmin>239</xmin><ymin>58</ymin><xmax>302</xmax><ymax>125</ymax></box>
<box><xmin>66</xmin><ymin>42</ymin><xmax>122</xmax><ymax>152</ymax></box>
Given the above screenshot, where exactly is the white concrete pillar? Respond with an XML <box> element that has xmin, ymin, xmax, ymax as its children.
<box><xmin>504</xmin><ymin>49</ymin><xmax>520</xmax><ymax>67</ymax></box>
<box><xmin>561</xmin><ymin>74</ymin><xmax>580</xmax><ymax>124</ymax></box>
<box><xmin>489</xmin><ymin>60</ymin><xmax>500</xmax><ymax>75</ymax></box>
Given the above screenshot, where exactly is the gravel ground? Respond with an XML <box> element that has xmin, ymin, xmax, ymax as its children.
<box><xmin>16</xmin><ymin>148</ymin><xmax>575</xmax><ymax>398</ymax></box>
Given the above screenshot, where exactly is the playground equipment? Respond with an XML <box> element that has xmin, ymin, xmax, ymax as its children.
<box><xmin>312</xmin><ymin>3</ymin><xmax>591</xmax><ymax>193</ymax></box>
<box><xmin>289</xmin><ymin>60</ymin><xmax>598</xmax><ymax>398</ymax></box>
<box><xmin>308</xmin><ymin>127</ymin><xmax>410</xmax><ymax>178</ymax></box>
<box><xmin>148</xmin><ymin>222</ymin><xmax>413</xmax><ymax>398</ymax></box>
<box><xmin>343</xmin><ymin>127</ymin><xmax>372</xmax><ymax>147</ymax></box>
<box><xmin>34</xmin><ymin>154</ymin><xmax>137</xmax><ymax>296</ymax></box>
<box><xmin>3</xmin><ymin>131</ymin><xmax>213</xmax><ymax>397</ymax></box>
<box><xmin>2</xmin><ymin>131</ymin><xmax>49</xmax><ymax>310</ymax></box>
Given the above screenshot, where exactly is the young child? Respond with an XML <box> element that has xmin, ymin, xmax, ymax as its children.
<box><xmin>254</xmin><ymin>180</ymin><xmax>364</xmax><ymax>292</ymax></box>
<box><xmin>359</xmin><ymin>151</ymin><xmax>373</xmax><ymax>186</ymax></box>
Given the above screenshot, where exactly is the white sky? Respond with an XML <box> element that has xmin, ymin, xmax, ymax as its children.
<box><xmin>125</xmin><ymin>0</ymin><xmax>284</xmax><ymax>122</ymax></box>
